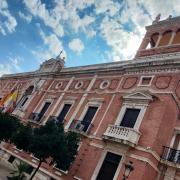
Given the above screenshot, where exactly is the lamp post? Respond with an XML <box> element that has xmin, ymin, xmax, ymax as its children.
<box><xmin>123</xmin><ymin>161</ymin><xmax>134</xmax><ymax>180</ymax></box>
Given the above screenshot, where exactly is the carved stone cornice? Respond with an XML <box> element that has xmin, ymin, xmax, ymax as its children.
<box><xmin>1</xmin><ymin>52</ymin><xmax>180</xmax><ymax>79</ymax></box>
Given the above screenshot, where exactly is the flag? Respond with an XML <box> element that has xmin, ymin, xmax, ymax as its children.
<box><xmin>0</xmin><ymin>89</ymin><xmax>19</xmax><ymax>113</ymax></box>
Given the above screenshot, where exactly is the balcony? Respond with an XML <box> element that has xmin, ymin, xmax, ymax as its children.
<box><xmin>69</xmin><ymin>119</ymin><xmax>93</xmax><ymax>136</ymax></box>
<box><xmin>161</xmin><ymin>146</ymin><xmax>180</xmax><ymax>166</ymax></box>
<box><xmin>48</xmin><ymin>116</ymin><xmax>58</xmax><ymax>122</ymax></box>
<box><xmin>28</xmin><ymin>113</ymin><xmax>45</xmax><ymax>124</ymax></box>
<box><xmin>103</xmin><ymin>125</ymin><xmax>141</xmax><ymax>147</ymax></box>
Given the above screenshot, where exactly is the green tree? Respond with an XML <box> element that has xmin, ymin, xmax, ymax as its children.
<box><xmin>0</xmin><ymin>112</ymin><xmax>20</xmax><ymax>143</ymax></box>
<box><xmin>11</xmin><ymin>123</ymin><xmax>33</xmax><ymax>152</ymax></box>
<box><xmin>13</xmin><ymin>120</ymin><xmax>80</xmax><ymax>180</ymax></box>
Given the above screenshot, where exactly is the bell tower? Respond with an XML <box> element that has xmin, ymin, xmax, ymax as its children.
<box><xmin>135</xmin><ymin>15</ymin><xmax>180</xmax><ymax>58</ymax></box>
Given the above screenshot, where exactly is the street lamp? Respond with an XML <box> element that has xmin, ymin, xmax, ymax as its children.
<box><xmin>123</xmin><ymin>161</ymin><xmax>134</xmax><ymax>180</ymax></box>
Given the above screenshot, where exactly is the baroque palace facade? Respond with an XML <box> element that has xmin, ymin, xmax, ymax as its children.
<box><xmin>0</xmin><ymin>16</ymin><xmax>180</xmax><ymax>180</ymax></box>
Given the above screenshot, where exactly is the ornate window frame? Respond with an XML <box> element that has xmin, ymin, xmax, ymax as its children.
<box><xmin>91</xmin><ymin>149</ymin><xmax>124</xmax><ymax>180</ymax></box>
<box><xmin>99</xmin><ymin>80</ymin><xmax>110</xmax><ymax>89</ymax></box>
<box><xmin>75</xmin><ymin>81</ymin><xmax>84</xmax><ymax>89</ymax></box>
<box><xmin>79</xmin><ymin>101</ymin><xmax>101</xmax><ymax>121</ymax></box>
<box><xmin>115</xmin><ymin>92</ymin><xmax>153</xmax><ymax>130</ymax></box>
<box><xmin>54</xmin><ymin>100</ymin><xmax>74</xmax><ymax>121</ymax></box>
<box><xmin>138</xmin><ymin>75</ymin><xmax>154</xmax><ymax>87</ymax></box>
<box><xmin>55</xmin><ymin>82</ymin><xmax>63</xmax><ymax>89</ymax></box>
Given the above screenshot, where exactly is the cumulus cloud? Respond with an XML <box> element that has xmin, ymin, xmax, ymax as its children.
<box><xmin>69</xmin><ymin>38</ymin><xmax>85</xmax><ymax>54</ymax></box>
<box><xmin>32</xmin><ymin>26</ymin><xmax>66</xmax><ymax>62</ymax></box>
<box><xmin>18</xmin><ymin>11</ymin><xmax>32</xmax><ymax>23</ymax></box>
<box><xmin>23</xmin><ymin>0</ymin><xmax>180</xmax><ymax>62</ymax></box>
<box><xmin>8</xmin><ymin>56</ymin><xmax>23</xmax><ymax>71</ymax></box>
<box><xmin>0</xmin><ymin>0</ymin><xmax>17</xmax><ymax>35</ymax></box>
<box><xmin>0</xmin><ymin>56</ymin><xmax>23</xmax><ymax>76</ymax></box>
<box><xmin>23</xmin><ymin>0</ymin><xmax>64</xmax><ymax>37</ymax></box>
<box><xmin>0</xmin><ymin>63</ymin><xmax>11</xmax><ymax>76</ymax></box>
<box><xmin>95</xmin><ymin>0</ymin><xmax>120</xmax><ymax>17</ymax></box>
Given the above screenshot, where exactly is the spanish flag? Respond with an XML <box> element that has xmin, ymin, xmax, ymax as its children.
<box><xmin>0</xmin><ymin>89</ymin><xmax>18</xmax><ymax>113</ymax></box>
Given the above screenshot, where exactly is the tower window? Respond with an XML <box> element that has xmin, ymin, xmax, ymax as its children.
<box><xmin>172</xmin><ymin>29</ymin><xmax>180</xmax><ymax>44</ymax></box>
<box><xmin>158</xmin><ymin>31</ymin><xmax>172</xmax><ymax>46</ymax></box>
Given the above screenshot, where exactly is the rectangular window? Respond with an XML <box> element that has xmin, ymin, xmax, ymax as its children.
<box><xmin>96</xmin><ymin>152</ymin><xmax>121</xmax><ymax>180</ymax></box>
<box><xmin>81</xmin><ymin>106</ymin><xmax>98</xmax><ymax>132</ymax></box>
<box><xmin>120</xmin><ymin>108</ymin><xmax>140</xmax><ymax>128</ymax></box>
<box><xmin>38</xmin><ymin>102</ymin><xmax>51</xmax><ymax>121</ymax></box>
<box><xmin>20</xmin><ymin>97</ymin><xmax>29</xmax><ymax>107</ymax></box>
<box><xmin>57</xmin><ymin>104</ymin><xmax>71</xmax><ymax>123</ymax></box>
<box><xmin>139</xmin><ymin>76</ymin><xmax>153</xmax><ymax>86</ymax></box>
<box><xmin>8</xmin><ymin>155</ymin><xmax>15</xmax><ymax>163</ymax></box>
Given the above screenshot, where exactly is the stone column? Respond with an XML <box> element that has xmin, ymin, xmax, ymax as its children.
<box><xmin>155</xmin><ymin>34</ymin><xmax>162</xmax><ymax>47</ymax></box>
<box><xmin>168</xmin><ymin>31</ymin><xmax>176</xmax><ymax>45</ymax></box>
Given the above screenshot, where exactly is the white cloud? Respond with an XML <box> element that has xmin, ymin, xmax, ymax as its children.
<box><xmin>0</xmin><ymin>63</ymin><xmax>11</xmax><ymax>76</ymax></box>
<box><xmin>0</xmin><ymin>56</ymin><xmax>23</xmax><ymax>77</ymax></box>
<box><xmin>99</xmin><ymin>16</ymin><xmax>142</xmax><ymax>61</ymax></box>
<box><xmin>23</xmin><ymin>0</ymin><xmax>96</xmax><ymax>36</ymax></box>
<box><xmin>0</xmin><ymin>0</ymin><xmax>17</xmax><ymax>35</ymax></box>
<box><xmin>8</xmin><ymin>56</ymin><xmax>23</xmax><ymax>71</ymax></box>
<box><xmin>69</xmin><ymin>38</ymin><xmax>85</xmax><ymax>54</ymax></box>
<box><xmin>23</xmin><ymin>0</ymin><xmax>64</xmax><ymax>37</ymax></box>
<box><xmin>23</xmin><ymin>0</ymin><xmax>180</xmax><ymax>63</ymax></box>
<box><xmin>95</xmin><ymin>0</ymin><xmax>120</xmax><ymax>17</ymax></box>
<box><xmin>18</xmin><ymin>11</ymin><xmax>32</xmax><ymax>23</ymax></box>
<box><xmin>32</xmin><ymin>27</ymin><xmax>66</xmax><ymax>62</ymax></box>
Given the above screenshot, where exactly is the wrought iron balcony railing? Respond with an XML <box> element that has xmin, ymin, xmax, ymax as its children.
<box><xmin>47</xmin><ymin>116</ymin><xmax>66</xmax><ymax>124</ymax></box>
<box><xmin>48</xmin><ymin>116</ymin><xmax>58</xmax><ymax>122</ymax></box>
<box><xmin>69</xmin><ymin>119</ymin><xmax>93</xmax><ymax>135</ymax></box>
<box><xmin>103</xmin><ymin>124</ymin><xmax>141</xmax><ymax>147</ymax></box>
<box><xmin>161</xmin><ymin>146</ymin><xmax>180</xmax><ymax>164</ymax></box>
<box><xmin>29</xmin><ymin>112</ymin><xmax>45</xmax><ymax>123</ymax></box>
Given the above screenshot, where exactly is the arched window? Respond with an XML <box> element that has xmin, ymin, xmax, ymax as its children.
<box><xmin>146</xmin><ymin>33</ymin><xmax>159</xmax><ymax>49</ymax></box>
<box><xmin>172</xmin><ymin>29</ymin><xmax>180</xmax><ymax>44</ymax></box>
<box><xmin>158</xmin><ymin>30</ymin><xmax>172</xmax><ymax>46</ymax></box>
<box><xmin>18</xmin><ymin>85</ymin><xmax>34</xmax><ymax>108</ymax></box>
<box><xmin>150</xmin><ymin>33</ymin><xmax>159</xmax><ymax>48</ymax></box>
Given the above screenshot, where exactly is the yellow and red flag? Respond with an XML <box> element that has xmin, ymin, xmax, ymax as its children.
<box><xmin>0</xmin><ymin>89</ymin><xmax>19</xmax><ymax>113</ymax></box>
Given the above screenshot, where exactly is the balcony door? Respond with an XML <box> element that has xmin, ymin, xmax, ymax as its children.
<box><xmin>81</xmin><ymin>106</ymin><xmax>98</xmax><ymax>132</ymax></box>
<box><xmin>96</xmin><ymin>152</ymin><xmax>121</xmax><ymax>180</ymax></box>
<box><xmin>120</xmin><ymin>108</ymin><xmax>140</xmax><ymax>128</ymax></box>
<box><xmin>57</xmin><ymin>104</ymin><xmax>71</xmax><ymax>123</ymax></box>
<box><xmin>38</xmin><ymin>102</ymin><xmax>51</xmax><ymax>121</ymax></box>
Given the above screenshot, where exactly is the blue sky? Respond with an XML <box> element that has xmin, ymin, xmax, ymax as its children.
<box><xmin>0</xmin><ymin>0</ymin><xmax>179</xmax><ymax>76</ymax></box>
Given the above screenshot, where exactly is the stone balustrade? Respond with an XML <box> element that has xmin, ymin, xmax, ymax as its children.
<box><xmin>103</xmin><ymin>124</ymin><xmax>141</xmax><ymax>147</ymax></box>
